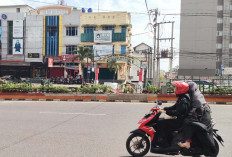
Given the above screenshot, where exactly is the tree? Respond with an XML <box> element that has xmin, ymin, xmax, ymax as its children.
<box><xmin>72</xmin><ymin>46</ymin><xmax>93</xmax><ymax>82</ymax></box>
<box><xmin>107</xmin><ymin>59</ymin><xmax>122</xmax><ymax>82</ymax></box>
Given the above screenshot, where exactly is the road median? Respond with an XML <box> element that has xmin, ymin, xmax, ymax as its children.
<box><xmin>0</xmin><ymin>92</ymin><xmax>232</xmax><ymax>104</ymax></box>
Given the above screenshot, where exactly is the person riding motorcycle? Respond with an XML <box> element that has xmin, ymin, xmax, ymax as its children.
<box><xmin>154</xmin><ymin>81</ymin><xmax>191</xmax><ymax>152</ymax></box>
<box><xmin>178</xmin><ymin>82</ymin><xmax>216</xmax><ymax>156</ymax></box>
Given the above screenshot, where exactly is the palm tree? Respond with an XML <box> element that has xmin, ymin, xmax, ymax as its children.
<box><xmin>107</xmin><ymin>59</ymin><xmax>122</xmax><ymax>82</ymax></box>
<box><xmin>72</xmin><ymin>45</ymin><xmax>92</xmax><ymax>82</ymax></box>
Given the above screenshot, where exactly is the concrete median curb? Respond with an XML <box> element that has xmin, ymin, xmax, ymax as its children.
<box><xmin>0</xmin><ymin>93</ymin><xmax>232</xmax><ymax>104</ymax></box>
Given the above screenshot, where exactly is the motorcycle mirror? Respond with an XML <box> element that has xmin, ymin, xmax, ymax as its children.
<box><xmin>158</xmin><ymin>101</ymin><xmax>162</xmax><ymax>105</ymax></box>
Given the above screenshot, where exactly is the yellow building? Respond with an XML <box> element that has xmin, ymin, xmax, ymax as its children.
<box><xmin>80</xmin><ymin>11</ymin><xmax>132</xmax><ymax>81</ymax></box>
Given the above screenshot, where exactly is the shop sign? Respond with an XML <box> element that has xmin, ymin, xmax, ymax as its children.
<box><xmin>61</xmin><ymin>55</ymin><xmax>79</xmax><ymax>62</ymax></box>
<box><xmin>48</xmin><ymin>58</ymin><xmax>53</xmax><ymax>67</ymax></box>
<box><xmin>94</xmin><ymin>30</ymin><xmax>112</xmax><ymax>43</ymax></box>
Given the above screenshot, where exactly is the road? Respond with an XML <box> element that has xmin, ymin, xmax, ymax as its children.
<box><xmin>0</xmin><ymin>101</ymin><xmax>230</xmax><ymax>157</ymax></box>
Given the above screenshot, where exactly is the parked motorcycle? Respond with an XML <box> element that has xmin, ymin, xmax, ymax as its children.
<box><xmin>126</xmin><ymin>102</ymin><xmax>224</xmax><ymax>157</ymax></box>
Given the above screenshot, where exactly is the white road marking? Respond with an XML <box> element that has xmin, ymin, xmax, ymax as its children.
<box><xmin>39</xmin><ymin>112</ymin><xmax>106</xmax><ymax>116</ymax></box>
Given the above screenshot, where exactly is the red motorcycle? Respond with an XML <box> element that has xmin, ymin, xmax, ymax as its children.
<box><xmin>126</xmin><ymin>102</ymin><xmax>224</xmax><ymax>157</ymax></box>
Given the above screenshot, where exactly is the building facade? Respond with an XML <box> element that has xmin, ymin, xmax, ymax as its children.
<box><xmin>80</xmin><ymin>11</ymin><xmax>132</xmax><ymax>81</ymax></box>
<box><xmin>0</xmin><ymin>4</ymin><xmax>81</xmax><ymax>78</ymax></box>
<box><xmin>0</xmin><ymin>5</ymin><xmax>34</xmax><ymax>77</ymax></box>
<box><xmin>178</xmin><ymin>0</ymin><xmax>217</xmax><ymax>77</ymax></box>
<box><xmin>131</xmin><ymin>43</ymin><xmax>153</xmax><ymax>83</ymax></box>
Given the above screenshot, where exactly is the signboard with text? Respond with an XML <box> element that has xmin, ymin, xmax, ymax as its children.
<box><xmin>94</xmin><ymin>30</ymin><xmax>112</xmax><ymax>43</ymax></box>
<box><xmin>61</xmin><ymin>55</ymin><xmax>79</xmax><ymax>62</ymax></box>
<box><xmin>223</xmin><ymin>68</ymin><xmax>232</xmax><ymax>75</ymax></box>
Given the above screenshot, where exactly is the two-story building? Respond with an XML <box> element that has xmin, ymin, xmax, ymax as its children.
<box><xmin>80</xmin><ymin>11</ymin><xmax>132</xmax><ymax>82</ymax></box>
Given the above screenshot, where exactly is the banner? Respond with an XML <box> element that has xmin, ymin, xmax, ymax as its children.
<box><xmin>48</xmin><ymin>58</ymin><xmax>53</xmax><ymax>67</ymax></box>
<box><xmin>94</xmin><ymin>30</ymin><xmax>112</xmax><ymax>43</ymax></box>
<box><xmin>93</xmin><ymin>45</ymin><xmax>113</xmax><ymax>61</ymax></box>
<box><xmin>118</xmin><ymin>64</ymin><xmax>127</xmax><ymax>80</ymax></box>
<box><xmin>13</xmin><ymin>39</ymin><xmax>23</xmax><ymax>54</ymax></box>
<box><xmin>61</xmin><ymin>55</ymin><xmax>79</xmax><ymax>62</ymax></box>
<box><xmin>13</xmin><ymin>20</ymin><xmax>23</xmax><ymax>54</ymax></box>
<box><xmin>13</xmin><ymin>20</ymin><xmax>23</xmax><ymax>37</ymax></box>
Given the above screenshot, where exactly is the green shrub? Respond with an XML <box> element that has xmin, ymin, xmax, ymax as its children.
<box><xmin>146</xmin><ymin>85</ymin><xmax>161</xmax><ymax>94</ymax></box>
<box><xmin>79</xmin><ymin>84</ymin><xmax>112</xmax><ymax>94</ymax></box>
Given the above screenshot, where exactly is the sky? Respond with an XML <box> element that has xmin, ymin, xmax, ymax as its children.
<box><xmin>0</xmin><ymin>0</ymin><xmax>181</xmax><ymax>71</ymax></box>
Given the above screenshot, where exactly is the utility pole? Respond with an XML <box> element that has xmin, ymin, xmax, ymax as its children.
<box><xmin>151</xmin><ymin>9</ymin><xmax>159</xmax><ymax>85</ymax></box>
<box><xmin>156</xmin><ymin>23</ymin><xmax>160</xmax><ymax>87</ymax></box>
<box><xmin>156</xmin><ymin>21</ymin><xmax>175</xmax><ymax>86</ymax></box>
<box><xmin>169</xmin><ymin>22</ymin><xmax>174</xmax><ymax>80</ymax></box>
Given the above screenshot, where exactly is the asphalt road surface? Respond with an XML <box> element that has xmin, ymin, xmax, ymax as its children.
<box><xmin>0</xmin><ymin>101</ymin><xmax>231</xmax><ymax>157</ymax></box>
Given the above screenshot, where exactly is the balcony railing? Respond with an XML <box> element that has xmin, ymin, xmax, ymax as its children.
<box><xmin>81</xmin><ymin>33</ymin><xmax>126</xmax><ymax>42</ymax></box>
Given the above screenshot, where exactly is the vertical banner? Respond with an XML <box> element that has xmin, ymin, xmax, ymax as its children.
<box><xmin>13</xmin><ymin>20</ymin><xmax>23</xmax><ymax>54</ymax></box>
<box><xmin>118</xmin><ymin>64</ymin><xmax>127</xmax><ymax>80</ymax></box>
<box><xmin>48</xmin><ymin>58</ymin><xmax>53</xmax><ymax>67</ymax></box>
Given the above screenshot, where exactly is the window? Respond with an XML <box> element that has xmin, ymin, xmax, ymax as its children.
<box><xmin>16</xmin><ymin>8</ymin><xmax>20</xmax><ymax>13</ymax></box>
<box><xmin>229</xmin><ymin>43</ymin><xmax>232</xmax><ymax>49</ymax></box>
<box><xmin>217</xmin><ymin>18</ymin><xmax>223</xmax><ymax>23</ymax></box>
<box><xmin>216</xmin><ymin>43</ymin><xmax>222</xmax><ymax>49</ymax></box>
<box><xmin>121</xmin><ymin>45</ymin><xmax>126</xmax><ymax>55</ymax></box>
<box><xmin>102</xmin><ymin>26</ymin><xmax>115</xmax><ymax>33</ymax></box>
<box><xmin>7</xmin><ymin>21</ymin><xmax>13</xmax><ymax>55</ymax></box>
<box><xmin>84</xmin><ymin>26</ymin><xmax>96</xmax><ymax>33</ymax></box>
<box><xmin>66</xmin><ymin>45</ymin><xmax>77</xmax><ymax>54</ymax></box>
<box><xmin>217</xmin><ymin>31</ymin><xmax>222</xmax><ymax>36</ymax></box>
<box><xmin>66</xmin><ymin>27</ymin><xmax>78</xmax><ymax>36</ymax></box>
<box><xmin>216</xmin><ymin>56</ymin><xmax>221</xmax><ymax>62</ymax></box>
<box><xmin>84</xmin><ymin>45</ymin><xmax>93</xmax><ymax>53</ymax></box>
<box><xmin>121</xmin><ymin>26</ymin><xmax>127</xmax><ymax>33</ymax></box>
<box><xmin>217</xmin><ymin>6</ymin><xmax>223</xmax><ymax>11</ymax></box>
<box><xmin>230</xmin><ymin>18</ymin><xmax>232</xmax><ymax>23</ymax></box>
<box><xmin>229</xmin><ymin>55</ymin><xmax>232</xmax><ymax>62</ymax></box>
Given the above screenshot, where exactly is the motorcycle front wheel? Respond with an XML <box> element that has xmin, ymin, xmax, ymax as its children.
<box><xmin>126</xmin><ymin>133</ymin><xmax>150</xmax><ymax>157</ymax></box>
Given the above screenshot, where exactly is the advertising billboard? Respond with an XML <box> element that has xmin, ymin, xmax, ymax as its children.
<box><xmin>48</xmin><ymin>58</ymin><xmax>53</xmax><ymax>67</ymax></box>
<box><xmin>13</xmin><ymin>20</ymin><xmax>23</xmax><ymax>38</ymax></box>
<box><xmin>93</xmin><ymin>45</ymin><xmax>113</xmax><ymax>61</ymax></box>
<box><xmin>13</xmin><ymin>20</ymin><xmax>23</xmax><ymax>54</ymax></box>
<box><xmin>12</xmin><ymin>39</ymin><xmax>23</xmax><ymax>54</ymax></box>
<box><xmin>94</xmin><ymin>30</ymin><xmax>112</xmax><ymax>43</ymax></box>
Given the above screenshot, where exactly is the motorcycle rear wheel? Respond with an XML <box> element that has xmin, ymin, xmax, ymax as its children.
<box><xmin>211</xmin><ymin>139</ymin><xmax>219</xmax><ymax>157</ymax></box>
<box><xmin>126</xmin><ymin>133</ymin><xmax>150</xmax><ymax>157</ymax></box>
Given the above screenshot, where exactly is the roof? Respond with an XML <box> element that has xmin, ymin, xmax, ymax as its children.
<box><xmin>0</xmin><ymin>4</ymin><xmax>34</xmax><ymax>9</ymax></box>
<box><xmin>133</xmin><ymin>42</ymin><xmax>152</xmax><ymax>50</ymax></box>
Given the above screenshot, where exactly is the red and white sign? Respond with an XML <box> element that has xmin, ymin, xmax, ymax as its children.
<box><xmin>48</xmin><ymin>58</ymin><xmax>53</xmax><ymax>67</ymax></box>
<box><xmin>61</xmin><ymin>55</ymin><xmax>79</xmax><ymax>62</ymax></box>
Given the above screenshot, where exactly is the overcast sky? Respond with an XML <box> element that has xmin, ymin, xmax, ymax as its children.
<box><xmin>0</xmin><ymin>0</ymin><xmax>181</xmax><ymax>71</ymax></box>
